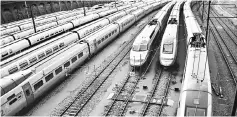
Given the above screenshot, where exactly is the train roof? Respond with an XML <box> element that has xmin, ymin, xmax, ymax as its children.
<box><xmin>133</xmin><ymin>22</ymin><xmax>158</xmax><ymax>45</ymax></box>
<box><xmin>182</xmin><ymin>47</ymin><xmax>212</xmax><ymax>114</ymax></box>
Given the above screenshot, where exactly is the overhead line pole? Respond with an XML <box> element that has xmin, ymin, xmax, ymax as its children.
<box><xmin>204</xmin><ymin>1</ymin><xmax>211</xmax><ymax>43</ymax></box>
<box><xmin>29</xmin><ymin>4</ymin><xmax>37</xmax><ymax>33</ymax></box>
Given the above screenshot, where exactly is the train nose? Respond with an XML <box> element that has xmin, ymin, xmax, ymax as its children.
<box><xmin>160</xmin><ymin>58</ymin><xmax>174</xmax><ymax>66</ymax></box>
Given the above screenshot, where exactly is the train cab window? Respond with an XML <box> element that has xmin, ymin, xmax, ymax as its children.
<box><xmin>29</xmin><ymin>56</ymin><xmax>37</xmax><ymax>63</ymax></box>
<box><xmin>163</xmin><ymin>43</ymin><xmax>173</xmax><ymax>54</ymax></box>
<box><xmin>38</xmin><ymin>52</ymin><xmax>46</xmax><ymax>59</ymax></box>
<box><xmin>9</xmin><ymin>98</ymin><xmax>17</xmax><ymax>105</ymax></box>
<box><xmin>78</xmin><ymin>52</ymin><xmax>83</xmax><ymax>58</ymax></box>
<box><xmin>132</xmin><ymin>44</ymin><xmax>147</xmax><ymax>51</ymax></box>
<box><xmin>168</xmin><ymin>18</ymin><xmax>177</xmax><ymax>24</ymax></box>
<box><xmin>186</xmin><ymin>107</ymin><xmax>206</xmax><ymax>116</ymax></box>
<box><xmin>8</xmin><ymin>65</ymin><xmax>18</xmax><ymax>74</ymax></box>
<box><xmin>45</xmin><ymin>73</ymin><xmax>54</xmax><ymax>82</ymax></box>
<box><xmin>64</xmin><ymin>61</ymin><xmax>70</xmax><ymax>68</ymax></box>
<box><xmin>34</xmin><ymin>80</ymin><xmax>43</xmax><ymax>91</ymax></box>
<box><xmin>55</xmin><ymin>66</ymin><xmax>62</xmax><ymax>75</ymax></box>
<box><xmin>148</xmin><ymin>20</ymin><xmax>157</xmax><ymax>25</ymax></box>
<box><xmin>46</xmin><ymin>49</ymin><xmax>53</xmax><ymax>55</ymax></box>
<box><xmin>71</xmin><ymin>56</ymin><xmax>77</xmax><ymax>63</ymax></box>
<box><xmin>19</xmin><ymin>60</ymin><xmax>29</xmax><ymax>69</ymax></box>
<box><xmin>53</xmin><ymin>46</ymin><xmax>59</xmax><ymax>51</ymax></box>
<box><xmin>59</xmin><ymin>43</ymin><xmax>65</xmax><ymax>48</ymax></box>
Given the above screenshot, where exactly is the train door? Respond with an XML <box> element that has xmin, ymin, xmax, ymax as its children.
<box><xmin>22</xmin><ymin>82</ymin><xmax>34</xmax><ymax>105</ymax></box>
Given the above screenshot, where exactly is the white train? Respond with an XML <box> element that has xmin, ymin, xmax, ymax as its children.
<box><xmin>0</xmin><ymin>7</ymin><xmax>113</xmax><ymax>46</ymax></box>
<box><xmin>0</xmin><ymin>2</ymin><xmax>136</xmax><ymax>36</ymax></box>
<box><xmin>0</xmin><ymin>5</ymin><xmax>131</xmax><ymax>60</ymax></box>
<box><xmin>130</xmin><ymin>1</ymin><xmax>174</xmax><ymax>67</ymax></box>
<box><xmin>0</xmin><ymin>6</ymin><xmax>142</xmax><ymax>78</ymax></box>
<box><xmin>159</xmin><ymin>1</ymin><xmax>183</xmax><ymax>66</ymax></box>
<box><xmin>0</xmin><ymin>1</ymin><xmax>165</xmax><ymax>116</ymax></box>
<box><xmin>177</xmin><ymin>1</ymin><xmax>212</xmax><ymax>116</ymax></box>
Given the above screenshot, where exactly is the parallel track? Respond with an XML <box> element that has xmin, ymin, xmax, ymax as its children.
<box><xmin>203</xmin><ymin>6</ymin><xmax>237</xmax><ymax>85</ymax></box>
<box><xmin>57</xmin><ymin>12</ymin><xmax>157</xmax><ymax>116</ymax></box>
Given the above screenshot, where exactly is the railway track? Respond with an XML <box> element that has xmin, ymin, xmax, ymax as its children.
<box><xmin>57</xmin><ymin>34</ymin><xmax>132</xmax><ymax>116</ymax></box>
<box><xmin>209</xmin><ymin>28</ymin><xmax>236</xmax><ymax>85</ymax></box>
<box><xmin>53</xmin><ymin>13</ymin><xmax>157</xmax><ymax>116</ymax></box>
<box><xmin>103</xmin><ymin>36</ymin><xmax>173</xmax><ymax>116</ymax></box>
<box><xmin>202</xmin><ymin>7</ymin><xmax>237</xmax><ymax>85</ymax></box>
<box><xmin>102</xmin><ymin>37</ymin><xmax>161</xmax><ymax>116</ymax></box>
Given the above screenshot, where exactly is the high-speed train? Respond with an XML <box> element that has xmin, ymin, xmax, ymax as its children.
<box><xmin>0</xmin><ymin>1</ymin><xmax>167</xmax><ymax>116</ymax></box>
<box><xmin>0</xmin><ymin>7</ymin><xmax>116</xmax><ymax>47</ymax></box>
<box><xmin>177</xmin><ymin>1</ymin><xmax>212</xmax><ymax>116</ymax></box>
<box><xmin>0</xmin><ymin>2</ymin><xmax>141</xmax><ymax>36</ymax></box>
<box><xmin>0</xmin><ymin>4</ymin><xmax>147</xmax><ymax>78</ymax></box>
<box><xmin>130</xmin><ymin>1</ymin><xmax>174</xmax><ymax>67</ymax></box>
<box><xmin>159</xmin><ymin>1</ymin><xmax>183</xmax><ymax>66</ymax></box>
<box><xmin>0</xmin><ymin>5</ymin><xmax>133</xmax><ymax>60</ymax></box>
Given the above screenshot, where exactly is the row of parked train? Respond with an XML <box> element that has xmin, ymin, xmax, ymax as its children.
<box><xmin>0</xmin><ymin>2</ymin><xmax>147</xmax><ymax>60</ymax></box>
<box><xmin>128</xmin><ymin>0</ymin><xmax>212</xmax><ymax>116</ymax></box>
<box><xmin>0</xmin><ymin>1</ymin><xmax>167</xmax><ymax>116</ymax></box>
<box><xmin>0</xmin><ymin>1</ymin><xmax>150</xmax><ymax>78</ymax></box>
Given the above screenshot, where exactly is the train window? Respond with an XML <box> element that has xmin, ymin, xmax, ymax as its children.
<box><xmin>163</xmin><ymin>43</ymin><xmax>173</xmax><ymax>54</ymax></box>
<box><xmin>64</xmin><ymin>61</ymin><xmax>70</xmax><ymax>68</ymax></box>
<box><xmin>109</xmin><ymin>33</ymin><xmax>111</xmax><ymax>36</ymax></box>
<box><xmin>105</xmin><ymin>35</ymin><xmax>108</xmax><ymax>39</ymax></box>
<box><xmin>7</xmin><ymin>94</ymin><xmax>15</xmax><ymax>101</ymax></box>
<box><xmin>40</xmin><ymin>37</ymin><xmax>44</xmax><ymax>40</ymax></box>
<box><xmin>29</xmin><ymin>56</ymin><xmax>37</xmax><ymax>63</ymax></box>
<box><xmin>71</xmin><ymin>56</ymin><xmax>77</xmax><ymax>63</ymax></box>
<box><xmin>78</xmin><ymin>52</ymin><xmax>83</xmax><ymax>58</ymax></box>
<box><xmin>9</xmin><ymin>98</ymin><xmax>17</xmax><ymax>105</ymax></box>
<box><xmin>38</xmin><ymin>52</ymin><xmax>46</xmax><ymax>59</ymax></box>
<box><xmin>46</xmin><ymin>35</ymin><xmax>50</xmax><ymax>38</ymax></box>
<box><xmin>46</xmin><ymin>49</ymin><xmax>53</xmax><ymax>55</ymax></box>
<box><xmin>50</xmin><ymin>33</ymin><xmax>54</xmax><ymax>36</ymax></box>
<box><xmin>53</xmin><ymin>46</ymin><xmax>59</xmax><ymax>51</ymax></box>
<box><xmin>115</xmin><ymin>29</ymin><xmax>117</xmax><ymax>32</ymax></box>
<box><xmin>150</xmin><ymin>30</ymin><xmax>155</xmax><ymax>39</ymax></box>
<box><xmin>45</xmin><ymin>73</ymin><xmax>54</xmax><ymax>82</ymax></box>
<box><xmin>98</xmin><ymin>40</ymin><xmax>101</xmax><ymax>45</ymax></box>
<box><xmin>19</xmin><ymin>60</ymin><xmax>29</xmax><ymax>69</ymax></box>
<box><xmin>8</xmin><ymin>65</ymin><xmax>18</xmax><ymax>74</ymax></box>
<box><xmin>2</xmin><ymin>51</ymin><xmax>8</xmax><ymax>58</ymax></box>
<box><xmin>55</xmin><ymin>66</ymin><xmax>62</xmax><ymax>75</ymax></box>
<box><xmin>33</xmin><ymin>80</ymin><xmax>43</xmax><ymax>91</ymax></box>
<box><xmin>59</xmin><ymin>43</ymin><xmax>65</xmax><ymax>48</ymax></box>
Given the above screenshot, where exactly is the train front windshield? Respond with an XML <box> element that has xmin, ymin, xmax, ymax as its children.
<box><xmin>163</xmin><ymin>43</ymin><xmax>173</xmax><ymax>54</ymax></box>
<box><xmin>132</xmin><ymin>44</ymin><xmax>147</xmax><ymax>51</ymax></box>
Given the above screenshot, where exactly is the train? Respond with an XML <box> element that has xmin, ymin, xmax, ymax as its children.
<box><xmin>0</xmin><ymin>4</ymin><xmax>135</xmax><ymax>60</ymax></box>
<box><xmin>159</xmin><ymin>1</ymin><xmax>183</xmax><ymax>66</ymax></box>
<box><xmin>0</xmin><ymin>3</ymin><xmax>146</xmax><ymax>78</ymax></box>
<box><xmin>177</xmin><ymin>1</ymin><xmax>212</xmax><ymax>116</ymax></box>
<box><xmin>129</xmin><ymin>1</ymin><xmax>175</xmax><ymax>68</ymax></box>
<box><xmin>0</xmin><ymin>2</ymin><xmax>143</xmax><ymax>36</ymax></box>
<box><xmin>0</xmin><ymin>1</ymin><xmax>167</xmax><ymax>116</ymax></box>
